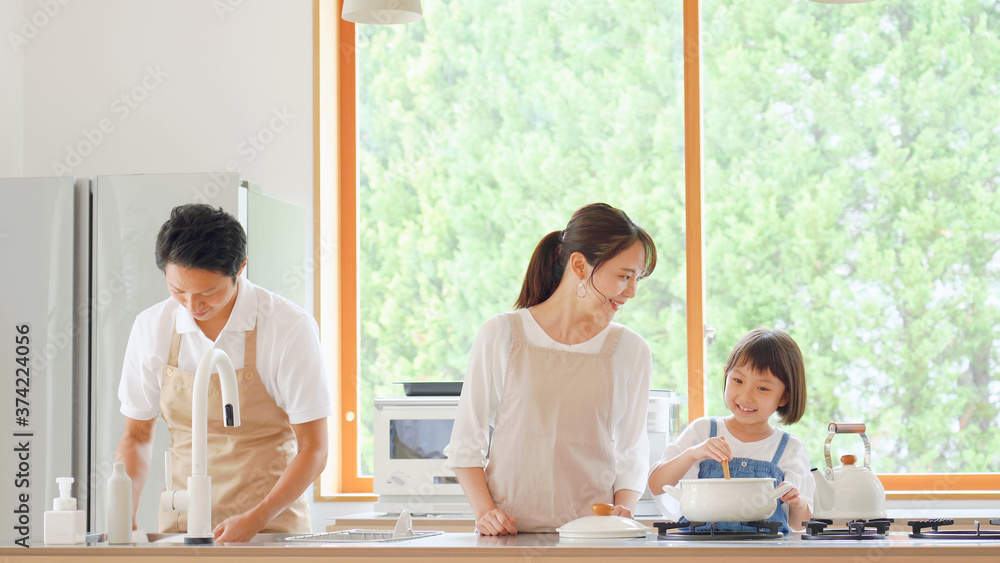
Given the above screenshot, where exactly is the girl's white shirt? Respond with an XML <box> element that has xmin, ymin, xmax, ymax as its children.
<box><xmin>444</xmin><ymin>308</ymin><xmax>652</xmax><ymax>494</ymax></box>
<box><xmin>650</xmin><ymin>416</ymin><xmax>815</xmax><ymax>519</ymax></box>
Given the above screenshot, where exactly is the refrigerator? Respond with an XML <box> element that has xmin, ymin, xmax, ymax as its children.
<box><xmin>0</xmin><ymin>177</ymin><xmax>84</xmax><ymax>547</ymax></box>
<box><xmin>0</xmin><ymin>173</ymin><xmax>307</xmax><ymax>542</ymax></box>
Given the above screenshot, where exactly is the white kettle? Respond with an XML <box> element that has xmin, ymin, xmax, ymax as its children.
<box><xmin>811</xmin><ymin>422</ymin><xmax>887</xmax><ymax>520</ymax></box>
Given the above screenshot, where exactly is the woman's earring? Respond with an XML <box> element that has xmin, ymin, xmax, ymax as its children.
<box><xmin>575</xmin><ymin>280</ymin><xmax>588</xmax><ymax>298</ymax></box>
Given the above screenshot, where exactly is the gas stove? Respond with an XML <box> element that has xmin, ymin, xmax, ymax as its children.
<box><xmin>653</xmin><ymin>520</ymin><xmax>784</xmax><ymax>541</ymax></box>
<box><xmin>908</xmin><ymin>518</ymin><xmax>1000</xmax><ymax>540</ymax></box>
<box><xmin>801</xmin><ymin>518</ymin><xmax>894</xmax><ymax>540</ymax></box>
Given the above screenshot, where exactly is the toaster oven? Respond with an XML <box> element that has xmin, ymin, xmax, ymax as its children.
<box><xmin>372</xmin><ymin>397</ymin><xmax>471</xmax><ymax>515</ymax></box>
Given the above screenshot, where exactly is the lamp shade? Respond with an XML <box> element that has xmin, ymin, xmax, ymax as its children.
<box><xmin>342</xmin><ymin>0</ymin><xmax>422</xmax><ymax>24</ymax></box>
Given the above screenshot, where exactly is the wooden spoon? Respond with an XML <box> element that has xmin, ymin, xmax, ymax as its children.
<box><xmin>720</xmin><ymin>437</ymin><xmax>731</xmax><ymax>479</ymax></box>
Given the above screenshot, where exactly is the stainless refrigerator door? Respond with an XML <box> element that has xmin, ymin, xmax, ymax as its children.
<box><xmin>0</xmin><ymin>177</ymin><xmax>83</xmax><ymax>544</ymax></box>
<box><xmin>90</xmin><ymin>173</ymin><xmax>242</xmax><ymax>533</ymax></box>
<box><xmin>244</xmin><ymin>181</ymin><xmax>307</xmax><ymax>309</ymax></box>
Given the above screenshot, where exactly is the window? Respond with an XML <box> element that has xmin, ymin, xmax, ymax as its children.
<box><xmin>323</xmin><ymin>0</ymin><xmax>999</xmax><ymax>495</ymax></box>
<box><xmin>349</xmin><ymin>0</ymin><xmax>686</xmax><ymax>484</ymax></box>
<box><xmin>701</xmin><ymin>0</ymin><xmax>1000</xmax><ymax>476</ymax></box>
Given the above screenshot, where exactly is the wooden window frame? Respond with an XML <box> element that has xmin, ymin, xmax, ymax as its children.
<box><xmin>316</xmin><ymin>0</ymin><xmax>999</xmax><ymax>498</ymax></box>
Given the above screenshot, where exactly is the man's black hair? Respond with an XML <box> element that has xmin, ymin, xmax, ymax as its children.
<box><xmin>155</xmin><ymin>204</ymin><xmax>247</xmax><ymax>280</ymax></box>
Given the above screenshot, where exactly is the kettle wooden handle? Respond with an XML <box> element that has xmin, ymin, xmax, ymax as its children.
<box><xmin>823</xmin><ymin>422</ymin><xmax>872</xmax><ymax>473</ymax></box>
<box><xmin>828</xmin><ymin>422</ymin><xmax>866</xmax><ymax>434</ymax></box>
<box><xmin>591</xmin><ymin>503</ymin><xmax>614</xmax><ymax>516</ymax></box>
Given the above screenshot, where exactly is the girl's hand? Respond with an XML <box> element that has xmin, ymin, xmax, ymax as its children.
<box><xmin>690</xmin><ymin>437</ymin><xmax>732</xmax><ymax>463</ymax></box>
<box><xmin>475</xmin><ymin>507</ymin><xmax>518</xmax><ymax>536</ymax></box>
<box><xmin>777</xmin><ymin>481</ymin><xmax>807</xmax><ymax>510</ymax></box>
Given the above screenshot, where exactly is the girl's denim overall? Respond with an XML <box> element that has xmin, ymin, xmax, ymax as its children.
<box><xmin>683</xmin><ymin>417</ymin><xmax>791</xmax><ymax>533</ymax></box>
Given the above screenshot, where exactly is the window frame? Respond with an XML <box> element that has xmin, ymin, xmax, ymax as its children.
<box><xmin>316</xmin><ymin>0</ymin><xmax>999</xmax><ymax>498</ymax></box>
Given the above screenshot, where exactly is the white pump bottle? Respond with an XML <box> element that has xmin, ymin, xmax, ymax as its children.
<box><xmin>43</xmin><ymin>477</ymin><xmax>86</xmax><ymax>544</ymax></box>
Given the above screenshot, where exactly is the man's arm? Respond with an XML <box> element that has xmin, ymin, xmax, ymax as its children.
<box><xmin>212</xmin><ymin>417</ymin><xmax>328</xmax><ymax>542</ymax></box>
<box><xmin>115</xmin><ymin>416</ymin><xmax>157</xmax><ymax>530</ymax></box>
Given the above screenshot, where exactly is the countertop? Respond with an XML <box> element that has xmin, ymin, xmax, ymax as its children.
<box><xmin>3</xmin><ymin>531</ymin><xmax>1000</xmax><ymax>562</ymax></box>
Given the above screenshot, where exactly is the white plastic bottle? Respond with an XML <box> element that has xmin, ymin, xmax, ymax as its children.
<box><xmin>43</xmin><ymin>477</ymin><xmax>86</xmax><ymax>544</ymax></box>
<box><xmin>107</xmin><ymin>462</ymin><xmax>133</xmax><ymax>544</ymax></box>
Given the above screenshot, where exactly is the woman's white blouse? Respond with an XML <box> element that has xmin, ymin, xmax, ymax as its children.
<box><xmin>444</xmin><ymin>308</ymin><xmax>652</xmax><ymax>494</ymax></box>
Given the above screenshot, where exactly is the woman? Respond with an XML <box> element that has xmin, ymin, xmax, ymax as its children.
<box><xmin>444</xmin><ymin>203</ymin><xmax>657</xmax><ymax>534</ymax></box>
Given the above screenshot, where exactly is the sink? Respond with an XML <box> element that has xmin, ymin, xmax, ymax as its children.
<box><xmin>145</xmin><ymin>532</ymin><xmax>295</xmax><ymax>544</ymax></box>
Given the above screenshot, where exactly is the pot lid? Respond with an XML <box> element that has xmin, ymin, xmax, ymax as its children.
<box><xmin>556</xmin><ymin>515</ymin><xmax>649</xmax><ymax>539</ymax></box>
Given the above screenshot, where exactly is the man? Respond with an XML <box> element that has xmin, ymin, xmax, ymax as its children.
<box><xmin>115</xmin><ymin>204</ymin><xmax>330</xmax><ymax>541</ymax></box>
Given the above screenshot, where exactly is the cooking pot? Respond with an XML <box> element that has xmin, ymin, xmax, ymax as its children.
<box><xmin>660</xmin><ymin>478</ymin><xmax>793</xmax><ymax>522</ymax></box>
<box><xmin>556</xmin><ymin>504</ymin><xmax>649</xmax><ymax>539</ymax></box>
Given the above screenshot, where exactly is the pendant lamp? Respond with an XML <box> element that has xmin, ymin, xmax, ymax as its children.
<box><xmin>342</xmin><ymin>0</ymin><xmax>423</xmax><ymax>24</ymax></box>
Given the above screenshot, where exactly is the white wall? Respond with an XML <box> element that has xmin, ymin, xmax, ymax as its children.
<box><xmin>19</xmin><ymin>0</ymin><xmax>313</xmax><ymax>213</ymax></box>
<box><xmin>0</xmin><ymin>0</ymin><xmax>25</xmax><ymax>175</ymax></box>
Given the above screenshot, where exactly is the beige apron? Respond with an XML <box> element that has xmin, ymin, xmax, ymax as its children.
<box><xmin>158</xmin><ymin>322</ymin><xmax>310</xmax><ymax>533</ymax></box>
<box><xmin>485</xmin><ymin>311</ymin><xmax>623</xmax><ymax>532</ymax></box>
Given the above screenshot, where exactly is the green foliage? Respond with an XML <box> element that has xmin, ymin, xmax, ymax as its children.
<box><xmin>355</xmin><ymin>0</ymin><xmax>1000</xmax><ymax>476</ymax></box>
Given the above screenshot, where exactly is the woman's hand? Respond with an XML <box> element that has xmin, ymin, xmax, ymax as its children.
<box><xmin>475</xmin><ymin>507</ymin><xmax>518</xmax><ymax>536</ymax></box>
<box><xmin>611</xmin><ymin>504</ymin><xmax>634</xmax><ymax>519</ymax></box>
<box><xmin>690</xmin><ymin>437</ymin><xmax>732</xmax><ymax>463</ymax></box>
<box><xmin>453</xmin><ymin>467</ymin><xmax>518</xmax><ymax>535</ymax></box>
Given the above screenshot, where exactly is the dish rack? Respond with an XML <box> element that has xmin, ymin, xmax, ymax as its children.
<box><xmin>284</xmin><ymin>529</ymin><xmax>444</xmax><ymax>543</ymax></box>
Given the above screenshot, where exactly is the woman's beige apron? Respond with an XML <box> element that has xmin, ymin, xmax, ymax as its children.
<box><xmin>485</xmin><ymin>312</ymin><xmax>623</xmax><ymax>532</ymax></box>
<box><xmin>158</xmin><ymin>323</ymin><xmax>310</xmax><ymax>533</ymax></box>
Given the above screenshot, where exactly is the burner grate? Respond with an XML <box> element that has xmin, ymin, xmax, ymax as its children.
<box><xmin>801</xmin><ymin>518</ymin><xmax>893</xmax><ymax>540</ymax></box>
<box><xmin>908</xmin><ymin>519</ymin><xmax>1000</xmax><ymax>540</ymax></box>
<box><xmin>652</xmin><ymin>520</ymin><xmax>784</xmax><ymax>541</ymax></box>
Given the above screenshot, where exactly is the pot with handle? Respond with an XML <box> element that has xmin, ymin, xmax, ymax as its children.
<box><xmin>661</xmin><ymin>478</ymin><xmax>793</xmax><ymax>522</ymax></box>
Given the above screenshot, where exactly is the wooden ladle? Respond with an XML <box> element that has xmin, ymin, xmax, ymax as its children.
<box><xmin>720</xmin><ymin>436</ymin><xmax>731</xmax><ymax>479</ymax></box>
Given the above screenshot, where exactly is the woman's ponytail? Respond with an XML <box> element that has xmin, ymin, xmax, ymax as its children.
<box><xmin>515</xmin><ymin>231</ymin><xmax>565</xmax><ymax>309</ymax></box>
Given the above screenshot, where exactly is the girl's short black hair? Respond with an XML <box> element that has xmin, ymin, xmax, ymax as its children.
<box><xmin>724</xmin><ymin>328</ymin><xmax>807</xmax><ymax>425</ymax></box>
<box><xmin>155</xmin><ymin>204</ymin><xmax>247</xmax><ymax>281</ymax></box>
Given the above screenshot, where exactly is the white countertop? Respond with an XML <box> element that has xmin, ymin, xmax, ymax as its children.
<box><xmin>5</xmin><ymin>531</ymin><xmax>1000</xmax><ymax>562</ymax></box>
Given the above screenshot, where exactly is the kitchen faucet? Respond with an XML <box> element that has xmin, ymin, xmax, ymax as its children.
<box><xmin>160</xmin><ymin>348</ymin><xmax>241</xmax><ymax>545</ymax></box>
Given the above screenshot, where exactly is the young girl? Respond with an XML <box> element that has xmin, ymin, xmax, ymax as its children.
<box><xmin>648</xmin><ymin>328</ymin><xmax>813</xmax><ymax>532</ymax></box>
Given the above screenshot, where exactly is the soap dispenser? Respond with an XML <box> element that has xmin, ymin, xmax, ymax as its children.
<box><xmin>44</xmin><ymin>477</ymin><xmax>86</xmax><ymax>544</ymax></box>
